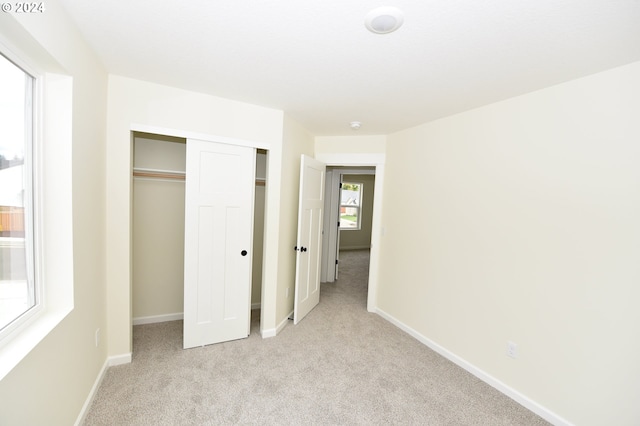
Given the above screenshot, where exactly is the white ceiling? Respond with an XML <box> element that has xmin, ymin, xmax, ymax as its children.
<box><xmin>58</xmin><ymin>0</ymin><xmax>640</xmax><ymax>136</ymax></box>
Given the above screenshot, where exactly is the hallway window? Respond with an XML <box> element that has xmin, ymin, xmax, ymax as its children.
<box><xmin>0</xmin><ymin>53</ymin><xmax>36</xmax><ymax>334</ymax></box>
<box><xmin>340</xmin><ymin>182</ymin><xmax>362</xmax><ymax>230</ymax></box>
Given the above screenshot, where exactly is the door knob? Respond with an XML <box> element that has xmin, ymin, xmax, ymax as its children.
<box><xmin>241</xmin><ymin>250</ymin><xmax>248</xmax><ymax>256</ymax></box>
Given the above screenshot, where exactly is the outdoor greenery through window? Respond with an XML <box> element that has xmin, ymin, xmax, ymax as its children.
<box><xmin>0</xmin><ymin>53</ymin><xmax>35</xmax><ymax>333</ymax></box>
<box><xmin>340</xmin><ymin>182</ymin><xmax>362</xmax><ymax>230</ymax></box>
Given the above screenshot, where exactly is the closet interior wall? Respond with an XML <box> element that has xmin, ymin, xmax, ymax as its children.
<box><xmin>132</xmin><ymin>134</ymin><xmax>267</xmax><ymax>325</ymax></box>
<box><xmin>132</xmin><ymin>133</ymin><xmax>187</xmax><ymax>323</ymax></box>
<box><xmin>252</xmin><ymin>150</ymin><xmax>267</xmax><ymax>309</ymax></box>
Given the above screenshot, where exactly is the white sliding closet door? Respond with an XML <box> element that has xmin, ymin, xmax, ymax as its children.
<box><xmin>183</xmin><ymin>139</ymin><xmax>255</xmax><ymax>349</ymax></box>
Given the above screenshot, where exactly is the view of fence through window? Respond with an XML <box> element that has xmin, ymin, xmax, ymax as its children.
<box><xmin>0</xmin><ymin>53</ymin><xmax>34</xmax><ymax>332</ymax></box>
<box><xmin>340</xmin><ymin>182</ymin><xmax>362</xmax><ymax>230</ymax></box>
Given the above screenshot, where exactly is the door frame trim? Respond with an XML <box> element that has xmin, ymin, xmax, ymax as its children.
<box><xmin>323</xmin><ymin>167</ymin><xmax>376</xmax><ymax>282</ymax></box>
<box><xmin>132</xmin><ymin>124</ymin><xmax>271</xmax><ymax>150</ymax></box>
<box><xmin>315</xmin><ymin>153</ymin><xmax>385</xmax><ymax>313</ymax></box>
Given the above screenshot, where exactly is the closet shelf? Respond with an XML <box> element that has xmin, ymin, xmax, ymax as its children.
<box><xmin>133</xmin><ymin>167</ymin><xmax>267</xmax><ymax>185</ymax></box>
<box><xmin>133</xmin><ymin>167</ymin><xmax>185</xmax><ymax>181</ymax></box>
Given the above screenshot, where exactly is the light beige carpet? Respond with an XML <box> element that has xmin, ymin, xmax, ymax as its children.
<box><xmin>84</xmin><ymin>249</ymin><xmax>549</xmax><ymax>425</ymax></box>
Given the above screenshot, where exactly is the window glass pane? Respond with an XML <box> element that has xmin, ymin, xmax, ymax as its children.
<box><xmin>340</xmin><ymin>182</ymin><xmax>361</xmax><ymax>229</ymax></box>
<box><xmin>340</xmin><ymin>183</ymin><xmax>360</xmax><ymax>206</ymax></box>
<box><xmin>340</xmin><ymin>206</ymin><xmax>359</xmax><ymax>229</ymax></box>
<box><xmin>0</xmin><ymin>54</ymin><xmax>34</xmax><ymax>331</ymax></box>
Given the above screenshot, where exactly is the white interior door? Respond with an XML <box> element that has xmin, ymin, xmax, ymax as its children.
<box><xmin>331</xmin><ymin>172</ymin><xmax>342</xmax><ymax>281</ymax></box>
<box><xmin>183</xmin><ymin>139</ymin><xmax>255</xmax><ymax>349</ymax></box>
<box><xmin>335</xmin><ymin>182</ymin><xmax>342</xmax><ymax>280</ymax></box>
<box><xmin>320</xmin><ymin>170</ymin><xmax>333</xmax><ymax>283</ymax></box>
<box><xmin>293</xmin><ymin>155</ymin><xmax>326</xmax><ymax>324</ymax></box>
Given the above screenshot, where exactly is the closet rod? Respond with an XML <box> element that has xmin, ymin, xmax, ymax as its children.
<box><xmin>133</xmin><ymin>169</ymin><xmax>267</xmax><ymax>186</ymax></box>
<box><xmin>133</xmin><ymin>170</ymin><xmax>185</xmax><ymax>180</ymax></box>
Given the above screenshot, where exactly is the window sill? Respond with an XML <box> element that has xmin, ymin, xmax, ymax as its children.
<box><xmin>0</xmin><ymin>304</ymin><xmax>72</xmax><ymax>380</ymax></box>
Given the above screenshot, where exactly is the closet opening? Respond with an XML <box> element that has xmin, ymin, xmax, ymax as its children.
<box><xmin>131</xmin><ymin>132</ymin><xmax>267</xmax><ymax>349</ymax></box>
<box><xmin>251</xmin><ymin>149</ymin><xmax>267</xmax><ymax>327</ymax></box>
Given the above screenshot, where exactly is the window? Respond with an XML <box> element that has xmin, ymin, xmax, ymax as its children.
<box><xmin>0</xmin><ymin>34</ymin><xmax>73</xmax><ymax>381</ymax></box>
<box><xmin>340</xmin><ymin>182</ymin><xmax>362</xmax><ymax>230</ymax></box>
<box><xmin>0</xmin><ymin>53</ymin><xmax>36</xmax><ymax>334</ymax></box>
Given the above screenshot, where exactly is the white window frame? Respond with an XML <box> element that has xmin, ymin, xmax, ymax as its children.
<box><xmin>0</xmin><ymin>52</ymin><xmax>40</xmax><ymax>339</ymax></box>
<box><xmin>339</xmin><ymin>181</ymin><xmax>363</xmax><ymax>231</ymax></box>
<box><xmin>0</xmin><ymin>28</ymin><xmax>74</xmax><ymax>381</ymax></box>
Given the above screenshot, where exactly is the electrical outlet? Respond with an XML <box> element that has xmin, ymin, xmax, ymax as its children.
<box><xmin>507</xmin><ymin>341</ymin><xmax>518</xmax><ymax>359</ymax></box>
<box><xmin>285</xmin><ymin>287</ymin><xmax>290</xmax><ymax>298</ymax></box>
<box><xmin>95</xmin><ymin>328</ymin><xmax>100</xmax><ymax>348</ymax></box>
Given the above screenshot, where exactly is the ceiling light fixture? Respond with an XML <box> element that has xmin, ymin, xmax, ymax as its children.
<box><xmin>365</xmin><ymin>7</ymin><xmax>404</xmax><ymax>34</ymax></box>
<box><xmin>350</xmin><ymin>121</ymin><xmax>362</xmax><ymax>130</ymax></box>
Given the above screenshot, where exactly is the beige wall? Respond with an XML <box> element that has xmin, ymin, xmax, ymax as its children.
<box><xmin>0</xmin><ymin>3</ymin><xmax>108</xmax><ymax>424</ymax></box>
<box><xmin>340</xmin><ymin>174</ymin><xmax>375</xmax><ymax>250</ymax></box>
<box><xmin>106</xmin><ymin>75</ymin><xmax>286</xmax><ymax>355</ymax></box>
<box><xmin>377</xmin><ymin>61</ymin><xmax>640</xmax><ymax>425</ymax></box>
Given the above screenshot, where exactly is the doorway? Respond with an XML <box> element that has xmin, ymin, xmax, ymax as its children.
<box><xmin>315</xmin><ymin>153</ymin><xmax>385</xmax><ymax>314</ymax></box>
<box><xmin>321</xmin><ymin>167</ymin><xmax>375</xmax><ymax>283</ymax></box>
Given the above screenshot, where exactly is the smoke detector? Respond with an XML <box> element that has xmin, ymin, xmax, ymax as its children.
<box><xmin>350</xmin><ymin>121</ymin><xmax>362</xmax><ymax>130</ymax></box>
<box><xmin>365</xmin><ymin>7</ymin><xmax>404</xmax><ymax>34</ymax></box>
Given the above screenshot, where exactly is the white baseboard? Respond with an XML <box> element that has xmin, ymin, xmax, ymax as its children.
<box><xmin>74</xmin><ymin>352</ymin><xmax>132</xmax><ymax>426</ymax></box>
<box><xmin>261</xmin><ymin>327</ymin><xmax>276</xmax><ymax>338</ymax></box>
<box><xmin>134</xmin><ymin>308</ymin><xmax>261</xmax><ymax>324</ymax></box>
<box><xmin>74</xmin><ymin>358</ymin><xmax>109</xmax><ymax>426</ymax></box>
<box><xmin>339</xmin><ymin>245</ymin><xmax>371</xmax><ymax>251</ymax></box>
<box><xmin>133</xmin><ymin>313</ymin><xmax>183</xmax><ymax>325</ymax></box>
<box><xmin>261</xmin><ymin>310</ymin><xmax>293</xmax><ymax>338</ymax></box>
<box><xmin>108</xmin><ymin>352</ymin><xmax>132</xmax><ymax>366</ymax></box>
<box><xmin>375</xmin><ymin>308</ymin><xmax>573</xmax><ymax>426</ymax></box>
